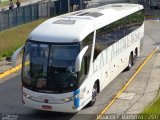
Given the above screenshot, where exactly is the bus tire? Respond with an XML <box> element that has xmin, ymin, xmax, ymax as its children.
<box><xmin>126</xmin><ymin>54</ymin><xmax>133</xmax><ymax>71</ymax></box>
<box><xmin>132</xmin><ymin>55</ymin><xmax>136</xmax><ymax>66</ymax></box>
<box><xmin>88</xmin><ymin>83</ymin><xmax>97</xmax><ymax>106</ymax></box>
<box><xmin>132</xmin><ymin>50</ymin><xmax>137</xmax><ymax>65</ymax></box>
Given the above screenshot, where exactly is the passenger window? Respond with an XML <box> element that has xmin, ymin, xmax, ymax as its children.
<box><xmin>93</xmin><ymin>10</ymin><xmax>144</xmax><ymax>61</ymax></box>
<box><xmin>78</xmin><ymin>33</ymin><xmax>93</xmax><ymax>85</ymax></box>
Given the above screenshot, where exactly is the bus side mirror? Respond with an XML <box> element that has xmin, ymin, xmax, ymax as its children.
<box><xmin>75</xmin><ymin>46</ymin><xmax>88</xmax><ymax>72</ymax></box>
<box><xmin>11</xmin><ymin>45</ymin><xmax>25</xmax><ymax>68</ymax></box>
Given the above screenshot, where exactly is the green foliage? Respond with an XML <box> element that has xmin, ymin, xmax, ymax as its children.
<box><xmin>139</xmin><ymin>96</ymin><xmax>160</xmax><ymax>120</ymax></box>
<box><xmin>0</xmin><ymin>19</ymin><xmax>45</xmax><ymax>60</ymax></box>
<box><xmin>143</xmin><ymin>97</ymin><xmax>160</xmax><ymax>114</ymax></box>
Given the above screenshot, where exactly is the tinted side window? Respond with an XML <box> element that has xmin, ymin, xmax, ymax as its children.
<box><xmin>93</xmin><ymin>10</ymin><xmax>144</xmax><ymax>61</ymax></box>
<box><xmin>78</xmin><ymin>32</ymin><xmax>93</xmax><ymax>86</ymax></box>
<box><xmin>82</xmin><ymin>32</ymin><xmax>93</xmax><ymax>46</ymax></box>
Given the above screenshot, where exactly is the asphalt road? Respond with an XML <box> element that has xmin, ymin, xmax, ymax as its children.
<box><xmin>0</xmin><ymin>20</ymin><xmax>159</xmax><ymax>120</ymax></box>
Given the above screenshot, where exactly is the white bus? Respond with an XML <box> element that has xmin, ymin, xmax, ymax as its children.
<box><xmin>12</xmin><ymin>3</ymin><xmax>144</xmax><ymax>113</ymax></box>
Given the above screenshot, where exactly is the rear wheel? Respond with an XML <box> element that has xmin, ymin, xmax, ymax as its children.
<box><xmin>126</xmin><ymin>54</ymin><xmax>133</xmax><ymax>71</ymax></box>
<box><xmin>132</xmin><ymin>49</ymin><xmax>138</xmax><ymax>65</ymax></box>
<box><xmin>132</xmin><ymin>54</ymin><xmax>136</xmax><ymax>65</ymax></box>
<box><xmin>88</xmin><ymin>83</ymin><xmax>97</xmax><ymax>106</ymax></box>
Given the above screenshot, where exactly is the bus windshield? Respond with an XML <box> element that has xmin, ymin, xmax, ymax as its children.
<box><xmin>22</xmin><ymin>41</ymin><xmax>80</xmax><ymax>93</ymax></box>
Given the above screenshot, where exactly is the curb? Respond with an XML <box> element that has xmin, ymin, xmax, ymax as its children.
<box><xmin>145</xmin><ymin>16</ymin><xmax>160</xmax><ymax>20</ymax></box>
<box><xmin>0</xmin><ymin>64</ymin><xmax>22</xmax><ymax>79</ymax></box>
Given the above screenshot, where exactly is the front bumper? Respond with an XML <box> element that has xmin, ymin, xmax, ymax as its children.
<box><xmin>22</xmin><ymin>87</ymin><xmax>81</xmax><ymax>113</ymax></box>
<box><xmin>23</xmin><ymin>96</ymin><xmax>80</xmax><ymax>113</ymax></box>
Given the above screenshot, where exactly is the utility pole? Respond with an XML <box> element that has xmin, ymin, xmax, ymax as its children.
<box><xmin>68</xmin><ymin>0</ymin><xmax>70</xmax><ymax>12</ymax></box>
<box><xmin>80</xmin><ymin>0</ymin><xmax>83</xmax><ymax>10</ymax></box>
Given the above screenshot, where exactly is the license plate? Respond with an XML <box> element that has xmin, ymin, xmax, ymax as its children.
<box><xmin>42</xmin><ymin>105</ymin><xmax>52</xmax><ymax>109</ymax></box>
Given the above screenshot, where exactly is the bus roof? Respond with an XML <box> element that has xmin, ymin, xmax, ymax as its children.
<box><xmin>28</xmin><ymin>3</ymin><xmax>143</xmax><ymax>43</ymax></box>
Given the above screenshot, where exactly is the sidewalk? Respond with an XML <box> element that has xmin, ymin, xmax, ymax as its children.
<box><xmin>0</xmin><ymin>56</ymin><xmax>22</xmax><ymax>74</ymax></box>
<box><xmin>105</xmin><ymin>49</ymin><xmax>160</xmax><ymax>117</ymax></box>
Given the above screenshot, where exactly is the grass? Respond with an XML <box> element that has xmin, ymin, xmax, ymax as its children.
<box><xmin>139</xmin><ymin>96</ymin><xmax>160</xmax><ymax>120</ymax></box>
<box><xmin>0</xmin><ymin>0</ymin><xmax>27</xmax><ymax>8</ymax></box>
<box><xmin>0</xmin><ymin>19</ymin><xmax>45</xmax><ymax>60</ymax></box>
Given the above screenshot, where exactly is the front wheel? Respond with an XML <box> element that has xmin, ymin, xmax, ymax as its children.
<box><xmin>88</xmin><ymin>83</ymin><xmax>97</xmax><ymax>106</ymax></box>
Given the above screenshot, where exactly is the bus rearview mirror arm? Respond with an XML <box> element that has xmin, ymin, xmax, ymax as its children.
<box><xmin>75</xmin><ymin>46</ymin><xmax>88</xmax><ymax>72</ymax></box>
<box><xmin>11</xmin><ymin>45</ymin><xmax>25</xmax><ymax>68</ymax></box>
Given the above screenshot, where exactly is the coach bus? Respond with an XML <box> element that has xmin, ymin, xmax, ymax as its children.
<box><xmin>12</xmin><ymin>3</ymin><xmax>144</xmax><ymax>112</ymax></box>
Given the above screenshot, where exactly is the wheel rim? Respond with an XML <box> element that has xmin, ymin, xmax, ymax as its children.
<box><xmin>129</xmin><ymin>55</ymin><xmax>132</xmax><ymax>68</ymax></box>
<box><xmin>92</xmin><ymin>86</ymin><xmax>97</xmax><ymax>102</ymax></box>
<box><xmin>128</xmin><ymin>63</ymin><xmax>132</xmax><ymax>68</ymax></box>
<box><xmin>133</xmin><ymin>55</ymin><xmax>137</xmax><ymax>64</ymax></box>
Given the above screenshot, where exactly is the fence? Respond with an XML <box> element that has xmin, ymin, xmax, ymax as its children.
<box><xmin>0</xmin><ymin>1</ymin><xmax>55</xmax><ymax>32</ymax></box>
<box><xmin>0</xmin><ymin>0</ymin><xmax>132</xmax><ymax>32</ymax></box>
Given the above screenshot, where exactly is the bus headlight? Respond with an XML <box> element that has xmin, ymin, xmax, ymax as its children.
<box><xmin>23</xmin><ymin>92</ymin><xmax>31</xmax><ymax>99</ymax></box>
<box><xmin>61</xmin><ymin>94</ymin><xmax>84</xmax><ymax>102</ymax></box>
<box><xmin>62</xmin><ymin>97</ymin><xmax>73</xmax><ymax>102</ymax></box>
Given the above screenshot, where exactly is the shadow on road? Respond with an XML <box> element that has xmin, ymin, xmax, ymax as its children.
<box><xmin>18</xmin><ymin>110</ymin><xmax>76</xmax><ymax>120</ymax></box>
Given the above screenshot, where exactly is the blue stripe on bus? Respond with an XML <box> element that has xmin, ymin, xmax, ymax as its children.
<box><xmin>73</xmin><ymin>89</ymin><xmax>80</xmax><ymax>108</ymax></box>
